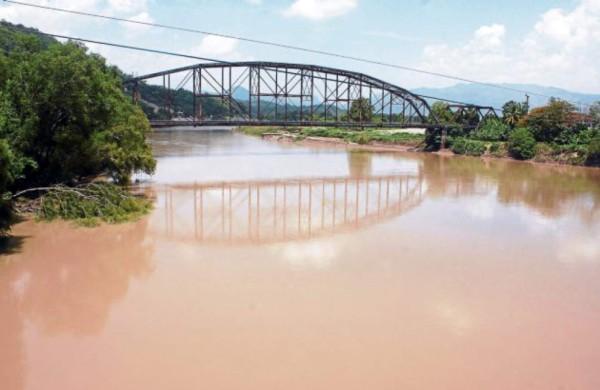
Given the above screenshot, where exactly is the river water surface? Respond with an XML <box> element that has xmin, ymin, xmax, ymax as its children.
<box><xmin>2</xmin><ymin>128</ymin><xmax>600</xmax><ymax>389</ymax></box>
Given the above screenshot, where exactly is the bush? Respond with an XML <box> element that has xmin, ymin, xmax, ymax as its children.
<box><xmin>586</xmin><ymin>136</ymin><xmax>600</xmax><ymax>166</ymax></box>
<box><xmin>367</xmin><ymin>132</ymin><xmax>423</xmax><ymax>144</ymax></box>
<box><xmin>424</xmin><ymin>125</ymin><xmax>463</xmax><ymax>150</ymax></box>
<box><xmin>470</xmin><ymin>120</ymin><xmax>511</xmax><ymax>141</ymax></box>
<box><xmin>554</xmin><ymin>126</ymin><xmax>594</xmax><ymax>146</ymax></box>
<box><xmin>238</xmin><ymin>126</ymin><xmax>280</xmax><ymax>137</ymax></box>
<box><xmin>451</xmin><ymin>137</ymin><xmax>486</xmax><ymax>156</ymax></box>
<box><xmin>533</xmin><ymin>143</ymin><xmax>554</xmax><ymax>162</ymax></box>
<box><xmin>508</xmin><ymin>127</ymin><xmax>536</xmax><ymax>160</ymax></box>
<box><xmin>490</xmin><ymin>142</ymin><xmax>509</xmax><ymax>158</ymax></box>
<box><xmin>303</xmin><ymin>128</ymin><xmax>350</xmax><ymax>139</ymax></box>
<box><xmin>350</xmin><ymin>132</ymin><xmax>372</xmax><ymax>145</ymax></box>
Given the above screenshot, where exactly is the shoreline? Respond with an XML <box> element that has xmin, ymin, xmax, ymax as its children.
<box><xmin>264</xmin><ymin>133</ymin><xmax>421</xmax><ymax>153</ymax></box>
<box><xmin>259</xmin><ymin>132</ymin><xmax>600</xmax><ymax>171</ymax></box>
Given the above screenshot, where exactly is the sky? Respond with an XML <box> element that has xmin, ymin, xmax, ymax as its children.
<box><xmin>1</xmin><ymin>0</ymin><xmax>599</xmax><ymax>95</ymax></box>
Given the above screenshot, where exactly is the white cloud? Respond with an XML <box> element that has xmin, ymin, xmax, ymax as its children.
<box><xmin>86</xmin><ymin>42</ymin><xmax>194</xmax><ymax>77</ymax></box>
<box><xmin>364</xmin><ymin>30</ymin><xmax>434</xmax><ymax>43</ymax></box>
<box><xmin>187</xmin><ymin>35</ymin><xmax>251</xmax><ymax>63</ymax></box>
<box><xmin>127</xmin><ymin>11</ymin><xmax>153</xmax><ymax>24</ymax></box>
<box><xmin>283</xmin><ymin>0</ymin><xmax>357</xmax><ymax>20</ymax></box>
<box><xmin>119</xmin><ymin>11</ymin><xmax>154</xmax><ymax>34</ymax></box>
<box><xmin>106</xmin><ymin>0</ymin><xmax>147</xmax><ymax>13</ymax></box>
<box><xmin>0</xmin><ymin>0</ymin><xmax>152</xmax><ymax>35</ymax></box>
<box><xmin>415</xmin><ymin>0</ymin><xmax>600</xmax><ymax>92</ymax></box>
<box><xmin>193</xmin><ymin>35</ymin><xmax>239</xmax><ymax>57</ymax></box>
<box><xmin>245</xmin><ymin>0</ymin><xmax>263</xmax><ymax>4</ymax></box>
<box><xmin>0</xmin><ymin>0</ymin><xmax>102</xmax><ymax>35</ymax></box>
<box><xmin>474</xmin><ymin>23</ymin><xmax>505</xmax><ymax>48</ymax></box>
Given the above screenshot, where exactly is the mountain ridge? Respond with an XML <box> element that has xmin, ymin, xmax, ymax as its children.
<box><xmin>412</xmin><ymin>83</ymin><xmax>600</xmax><ymax>110</ymax></box>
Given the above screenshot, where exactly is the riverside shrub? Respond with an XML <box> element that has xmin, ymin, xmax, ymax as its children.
<box><xmin>586</xmin><ymin>136</ymin><xmax>600</xmax><ymax>166</ymax></box>
<box><xmin>508</xmin><ymin>127</ymin><xmax>536</xmax><ymax>160</ymax></box>
<box><xmin>451</xmin><ymin>137</ymin><xmax>486</xmax><ymax>156</ymax></box>
<box><xmin>470</xmin><ymin>120</ymin><xmax>511</xmax><ymax>141</ymax></box>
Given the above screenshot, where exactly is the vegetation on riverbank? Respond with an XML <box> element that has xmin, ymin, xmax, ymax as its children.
<box><xmin>240</xmin><ymin>96</ymin><xmax>600</xmax><ymax>168</ymax></box>
<box><xmin>238</xmin><ymin>126</ymin><xmax>425</xmax><ymax>147</ymax></box>
<box><xmin>0</xmin><ymin>22</ymin><xmax>156</xmax><ymax>235</ymax></box>
<box><xmin>434</xmin><ymin>100</ymin><xmax>600</xmax><ymax>166</ymax></box>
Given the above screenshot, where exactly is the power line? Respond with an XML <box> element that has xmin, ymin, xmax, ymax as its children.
<box><xmin>37</xmin><ymin>32</ymin><xmax>230</xmax><ymax>65</ymax></box>
<box><xmin>36</xmin><ymin>32</ymin><xmax>502</xmax><ymax>110</ymax></box>
<box><xmin>4</xmin><ymin>0</ymin><xmax>586</xmax><ymax>107</ymax></box>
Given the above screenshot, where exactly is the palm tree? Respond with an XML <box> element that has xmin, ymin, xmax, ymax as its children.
<box><xmin>502</xmin><ymin>101</ymin><xmax>527</xmax><ymax>128</ymax></box>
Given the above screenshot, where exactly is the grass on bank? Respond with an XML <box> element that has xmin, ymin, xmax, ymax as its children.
<box><xmin>237</xmin><ymin>126</ymin><xmax>425</xmax><ymax>146</ymax></box>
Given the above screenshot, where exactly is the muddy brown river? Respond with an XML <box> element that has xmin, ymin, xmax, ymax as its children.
<box><xmin>2</xmin><ymin>128</ymin><xmax>600</xmax><ymax>389</ymax></box>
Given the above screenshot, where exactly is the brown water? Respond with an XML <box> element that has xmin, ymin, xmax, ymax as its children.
<box><xmin>2</xmin><ymin>128</ymin><xmax>600</xmax><ymax>389</ymax></box>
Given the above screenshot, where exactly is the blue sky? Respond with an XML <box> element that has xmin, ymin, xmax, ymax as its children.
<box><xmin>2</xmin><ymin>0</ymin><xmax>599</xmax><ymax>93</ymax></box>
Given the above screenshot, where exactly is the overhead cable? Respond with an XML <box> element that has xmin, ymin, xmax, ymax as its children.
<box><xmin>5</xmin><ymin>0</ymin><xmax>589</xmax><ymax>107</ymax></box>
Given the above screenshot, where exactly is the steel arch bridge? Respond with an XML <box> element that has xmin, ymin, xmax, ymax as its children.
<box><xmin>124</xmin><ymin>61</ymin><xmax>498</xmax><ymax>129</ymax></box>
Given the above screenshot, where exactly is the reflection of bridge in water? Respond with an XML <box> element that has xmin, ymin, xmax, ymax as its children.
<box><xmin>153</xmin><ymin>174</ymin><xmax>426</xmax><ymax>245</ymax></box>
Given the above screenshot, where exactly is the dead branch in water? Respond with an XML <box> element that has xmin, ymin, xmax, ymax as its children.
<box><xmin>11</xmin><ymin>183</ymin><xmax>152</xmax><ymax>226</ymax></box>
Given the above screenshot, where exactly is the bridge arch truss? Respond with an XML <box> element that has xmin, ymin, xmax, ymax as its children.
<box><xmin>126</xmin><ymin>61</ymin><xmax>446</xmax><ymax>129</ymax></box>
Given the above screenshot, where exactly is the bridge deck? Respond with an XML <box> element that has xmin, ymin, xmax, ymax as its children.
<box><xmin>149</xmin><ymin>120</ymin><xmax>442</xmax><ymax>129</ymax></box>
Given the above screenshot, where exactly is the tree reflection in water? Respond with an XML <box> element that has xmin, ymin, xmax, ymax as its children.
<box><xmin>0</xmin><ymin>218</ymin><xmax>154</xmax><ymax>389</ymax></box>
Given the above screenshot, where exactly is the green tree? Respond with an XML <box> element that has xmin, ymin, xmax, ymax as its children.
<box><xmin>454</xmin><ymin>107</ymin><xmax>479</xmax><ymax>128</ymax></box>
<box><xmin>0</xmin><ymin>140</ymin><xmax>12</xmax><ymax>233</ymax></box>
<box><xmin>0</xmin><ymin>91</ymin><xmax>27</xmax><ymax>234</ymax></box>
<box><xmin>502</xmin><ymin>100</ymin><xmax>527</xmax><ymax>128</ymax></box>
<box><xmin>521</xmin><ymin>99</ymin><xmax>586</xmax><ymax>143</ymax></box>
<box><xmin>3</xmin><ymin>40</ymin><xmax>155</xmax><ymax>187</ymax></box>
<box><xmin>430</xmin><ymin>101</ymin><xmax>454</xmax><ymax>124</ymax></box>
<box><xmin>0</xmin><ymin>26</ymin><xmax>157</xmax><ymax>233</ymax></box>
<box><xmin>348</xmin><ymin>98</ymin><xmax>374</xmax><ymax>123</ymax></box>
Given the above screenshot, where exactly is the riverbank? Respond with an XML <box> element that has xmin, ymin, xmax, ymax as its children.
<box><xmin>237</xmin><ymin>126</ymin><xmax>600</xmax><ymax>168</ymax></box>
<box><xmin>264</xmin><ymin>132</ymin><xmax>421</xmax><ymax>153</ymax></box>
<box><xmin>238</xmin><ymin>126</ymin><xmax>425</xmax><ymax>153</ymax></box>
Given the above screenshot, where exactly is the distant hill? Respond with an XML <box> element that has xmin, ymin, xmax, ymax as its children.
<box><xmin>412</xmin><ymin>83</ymin><xmax>600</xmax><ymax>110</ymax></box>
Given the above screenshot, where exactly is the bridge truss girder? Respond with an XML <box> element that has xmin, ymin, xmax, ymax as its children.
<box><xmin>125</xmin><ymin>61</ymin><xmax>445</xmax><ymax>129</ymax></box>
<box><xmin>447</xmin><ymin>104</ymin><xmax>500</xmax><ymax>128</ymax></box>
